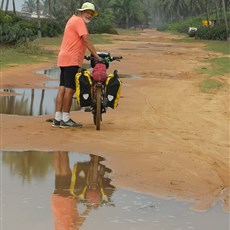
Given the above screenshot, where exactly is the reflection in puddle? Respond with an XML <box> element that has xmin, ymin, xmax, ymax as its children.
<box><xmin>0</xmin><ymin>67</ymin><xmax>135</xmax><ymax>116</ymax></box>
<box><xmin>1</xmin><ymin>151</ymin><xmax>229</xmax><ymax>230</ymax></box>
<box><xmin>0</xmin><ymin>89</ymin><xmax>80</xmax><ymax>116</ymax></box>
<box><xmin>36</xmin><ymin>66</ymin><xmax>141</xmax><ymax>79</ymax></box>
<box><xmin>36</xmin><ymin>66</ymin><xmax>60</xmax><ymax>80</ymax></box>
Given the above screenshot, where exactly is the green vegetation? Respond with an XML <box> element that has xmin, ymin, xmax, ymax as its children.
<box><xmin>197</xmin><ymin>41</ymin><xmax>230</xmax><ymax>89</ymax></box>
<box><xmin>203</xmin><ymin>40</ymin><xmax>230</xmax><ymax>54</ymax></box>
<box><xmin>199</xmin><ymin>78</ymin><xmax>225</xmax><ymax>93</ymax></box>
<box><xmin>169</xmin><ymin>27</ymin><xmax>229</xmax><ymax>93</ymax></box>
<box><xmin>89</xmin><ymin>34</ymin><xmax>113</xmax><ymax>44</ymax></box>
<box><xmin>197</xmin><ymin>57</ymin><xmax>230</xmax><ymax>76</ymax></box>
<box><xmin>159</xmin><ymin>16</ymin><xmax>230</xmax><ymax>41</ymax></box>
<box><xmin>0</xmin><ymin>44</ymin><xmax>56</xmax><ymax>68</ymax></box>
<box><xmin>32</xmin><ymin>36</ymin><xmax>62</xmax><ymax>46</ymax></box>
<box><xmin>0</xmin><ymin>33</ymin><xmax>113</xmax><ymax>68</ymax></box>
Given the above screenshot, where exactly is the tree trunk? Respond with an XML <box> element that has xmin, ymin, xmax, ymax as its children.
<box><xmin>222</xmin><ymin>0</ymin><xmax>230</xmax><ymax>41</ymax></box>
<box><xmin>5</xmin><ymin>0</ymin><xmax>9</xmax><ymax>12</ymax></box>
<box><xmin>214</xmin><ymin>0</ymin><xmax>220</xmax><ymax>24</ymax></box>
<box><xmin>205</xmin><ymin>0</ymin><xmax>210</xmax><ymax>26</ymax></box>
<box><xmin>12</xmin><ymin>0</ymin><xmax>16</xmax><ymax>13</ymax></box>
<box><xmin>48</xmin><ymin>0</ymin><xmax>52</xmax><ymax>17</ymax></box>
<box><xmin>1</xmin><ymin>0</ymin><xmax>5</xmax><ymax>10</ymax></box>
<box><xmin>37</xmin><ymin>0</ymin><xmax>42</xmax><ymax>38</ymax></box>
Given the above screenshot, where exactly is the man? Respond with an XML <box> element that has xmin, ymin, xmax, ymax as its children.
<box><xmin>52</xmin><ymin>2</ymin><xmax>100</xmax><ymax>128</ymax></box>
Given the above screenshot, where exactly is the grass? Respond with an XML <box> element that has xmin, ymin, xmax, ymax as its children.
<box><xmin>199</xmin><ymin>78</ymin><xmax>225</xmax><ymax>93</ymax></box>
<box><xmin>90</xmin><ymin>34</ymin><xmax>113</xmax><ymax>44</ymax></box>
<box><xmin>203</xmin><ymin>40</ymin><xmax>230</xmax><ymax>55</ymax></box>
<box><xmin>197</xmin><ymin>57</ymin><xmax>230</xmax><ymax>76</ymax></box>
<box><xmin>0</xmin><ymin>44</ymin><xmax>56</xmax><ymax>68</ymax></box>
<box><xmin>197</xmin><ymin>55</ymin><xmax>229</xmax><ymax>93</ymax></box>
<box><xmin>32</xmin><ymin>36</ymin><xmax>62</xmax><ymax>46</ymax></box>
<box><xmin>0</xmin><ymin>33</ymin><xmax>113</xmax><ymax>69</ymax></box>
<box><xmin>172</xmin><ymin>34</ymin><xmax>230</xmax><ymax>93</ymax></box>
<box><xmin>196</xmin><ymin>42</ymin><xmax>229</xmax><ymax>93</ymax></box>
<box><xmin>32</xmin><ymin>34</ymin><xmax>113</xmax><ymax>46</ymax></box>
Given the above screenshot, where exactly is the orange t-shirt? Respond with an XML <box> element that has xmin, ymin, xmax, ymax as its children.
<box><xmin>57</xmin><ymin>15</ymin><xmax>88</xmax><ymax>67</ymax></box>
<box><xmin>51</xmin><ymin>194</ymin><xmax>79</xmax><ymax>230</ymax></box>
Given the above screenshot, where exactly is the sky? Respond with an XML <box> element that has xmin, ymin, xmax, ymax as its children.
<box><xmin>2</xmin><ymin>0</ymin><xmax>25</xmax><ymax>11</ymax></box>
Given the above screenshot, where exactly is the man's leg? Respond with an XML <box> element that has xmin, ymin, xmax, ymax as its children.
<box><xmin>52</xmin><ymin>68</ymin><xmax>65</xmax><ymax>127</ymax></box>
<box><xmin>59</xmin><ymin>66</ymin><xmax>82</xmax><ymax>128</ymax></box>
<box><xmin>62</xmin><ymin>87</ymin><xmax>75</xmax><ymax>114</ymax></box>
<box><xmin>55</xmin><ymin>86</ymin><xmax>65</xmax><ymax>112</ymax></box>
<box><xmin>52</xmin><ymin>86</ymin><xmax>65</xmax><ymax>127</ymax></box>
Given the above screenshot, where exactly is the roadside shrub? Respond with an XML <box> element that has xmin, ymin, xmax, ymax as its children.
<box><xmin>195</xmin><ymin>24</ymin><xmax>229</xmax><ymax>40</ymax></box>
<box><xmin>0</xmin><ymin>11</ymin><xmax>64</xmax><ymax>46</ymax></box>
<box><xmin>0</xmin><ymin>20</ymin><xmax>37</xmax><ymax>45</ymax></box>
<box><xmin>88</xmin><ymin>10</ymin><xmax>118</xmax><ymax>34</ymax></box>
<box><xmin>156</xmin><ymin>24</ymin><xmax>168</xmax><ymax>31</ymax></box>
<box><xmin>168</xmin><ymin>17</ymin><xmax>202</xmax><ymax>34</ymax></box>
<box><xmin>41</xmin><ymin>19</ymin><xmax>63</xmax><ymax>37</ymax></box>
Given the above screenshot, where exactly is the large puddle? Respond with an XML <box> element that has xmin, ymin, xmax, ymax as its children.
<box><xmin>1</xmin><ymin>151</ymin><xmax>229</xmax><ymax>230</ymax></box>
<box><xmin>0</xmin><ymin>67</ymin><xmax>80</xmax><ymax>116</ymax></box>
<box><xmin>0</xmin><ymin>67</ymin><xmax>134</xmax><ymax>116</ymax></box>
<box><xmin>0</xmin><ymin>88</ymin><xmax>80</xmax><ymax>116</ymax></box>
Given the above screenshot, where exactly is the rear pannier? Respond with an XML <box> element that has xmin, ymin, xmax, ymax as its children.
<box><xmin>75</xmin><ymin>69</ymin><xmax>92</xmax><ymax>107</ymax></box>
<box><xmin>104</xmin><ymin>72</ymin><xmax>122</xmax><ymax>109</ymax></box>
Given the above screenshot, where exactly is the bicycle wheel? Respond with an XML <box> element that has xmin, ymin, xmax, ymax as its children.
<box><xmin>95</xmin><ymin>84</ymin><xmax>102</xmax><ymax>130</ymax></box>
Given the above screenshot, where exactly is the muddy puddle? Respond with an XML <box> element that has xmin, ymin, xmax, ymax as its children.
<box><xmin>1</xmin><ymin>151</ymin><xmax>229</xmax><ymax>230</ymax></box>
<box><xmin>0</xmin><ymin>67</ymin><xmax>136</xmax><ymax>116</ymax></box>
<box><xmin>0</xmin><ymin>88</ymin><xmax>80</xmax><ymax>116</ymax></box>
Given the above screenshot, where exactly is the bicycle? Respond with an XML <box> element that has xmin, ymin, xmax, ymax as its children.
<box><xmin>84</xmin><ymin>52</ymin><xmax>122</xmax><ymax>130</ymax></box>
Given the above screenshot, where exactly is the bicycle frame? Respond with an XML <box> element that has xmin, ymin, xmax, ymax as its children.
<box><xmin>84</xmin><ymin>52</ymin><xmax>122</xmax><ymax>130</ymax></box>
<box><xmin>92</xmin><ymin>81</ymin><xmax>106</xmax><ymax>130</ymax></box>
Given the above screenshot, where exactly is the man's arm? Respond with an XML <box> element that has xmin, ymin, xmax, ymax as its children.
<box><xmin>82</xmin><ymin>34</ymin><xmax>100</xmax><ymax>59</ymax></box>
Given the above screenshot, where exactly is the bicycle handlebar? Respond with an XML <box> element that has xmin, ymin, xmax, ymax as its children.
<box><xmin>84</xmin><ymin>55</ymin><xmax>123</xmax><ymax>62</ymax></box>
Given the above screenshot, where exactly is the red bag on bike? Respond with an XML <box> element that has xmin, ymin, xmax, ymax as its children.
<box><xmin>92</xmin><ymin>63</ymin><xmax>107</xmax><ymax>82</ymax></box>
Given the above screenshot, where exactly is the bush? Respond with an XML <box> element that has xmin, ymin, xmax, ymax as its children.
<box><xmin>88</xmin><ymin>10</ymin><xmax>118</xmax><ymax>34</ymax></box>
<box><xmin>0</xmin><ymin>20</ymin><xmax>37</xmax><ymax>45</ymax></box>
<box><xmin>41</xmin><ymin>19</ymin><xmax>63</xmax><ymax>37</ymax></box>
<box><xmin>0</xmin><ymin>11</ymin><xmax>64</xmax><ymax>45</ymax></box>
<box><xmin>195</xmin><ymin>24</ymin><xmax>229</xmax><ymax>40</ymax></box>
<box><xmin>167</xmin><ymin>17</ymin><xmax>202</xmax><ymax>34</ymax></box>
<box><xmin>156</xmin><ymin>24</ymin><xmax>168</xmax><ymax>31</ymax></box>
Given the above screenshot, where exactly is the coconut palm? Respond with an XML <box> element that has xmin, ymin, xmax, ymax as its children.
<box><xmin>12</xmin><ymin>0</ymin><xmax>15</xmax><ymax>13</ymax></box>
<box><xmin>4</xmin><ymin>0</ymin><xmax>9</xmax><ymax>11</ymax></box>
<box><xmin>112</xmin><ymin>0</ymin><xmax>145</xmax><ymax>28</ymax></box>
<box><xmin>36</xmin><ymin>0</ymin><xmax>41</xmax><ymax>37</ymax></box>
<box><xmin>21</xmin><ymin>0</ymin><xmax>36</xmax><ymax>13</ymax></box>
<box><xmin>222</xmin><ymin>0</ymin><xmax>230</xmax><ymax>40</ymax></box>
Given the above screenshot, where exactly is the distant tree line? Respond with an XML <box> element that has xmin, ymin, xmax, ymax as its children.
<box><xmin>0</xmin><ymin>0</ymin><xmax>230</xmax><ymax>44</ymax></box>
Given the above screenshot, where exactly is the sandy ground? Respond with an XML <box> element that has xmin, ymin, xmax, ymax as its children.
<box><xmin>0</xmin><ymin>29</ymin><xmax>229</xmax><ymax>212</ymax></box>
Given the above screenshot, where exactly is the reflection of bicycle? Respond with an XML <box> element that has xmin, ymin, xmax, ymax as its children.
<box><xmin>71</xmin><ymin>154</ymin><xmax>115</xmax><ymax>207</ymax></box>
<box><xmin>84</xmin><ymin>52</ymin><xmax>122</xmax><ymax>130</ymax></box>
<box><xmin>52</xmin><ymin>152</ymin><xmax>115</xmax><ymax>229</ymax></box>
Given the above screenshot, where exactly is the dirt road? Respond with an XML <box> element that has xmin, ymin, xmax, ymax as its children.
<box><xmin>1</xmin><ymin>29</ymin><xmax>229</xmax><ymax>212</ymax></box>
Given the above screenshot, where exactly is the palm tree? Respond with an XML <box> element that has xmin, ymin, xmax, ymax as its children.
<box><xmin>214</xmin><ymin>0</ymin><xmax>220</xmax><ymax>23</ymax></box>
<box><xmin>36</xmin><ymin>0</ymin><xmax>42</xmax><ymax>37</ymax></box>
<box><xmin>5</xmin><ymin>0</ymin><xmax>9</xmax><ymax>11</ymax></box>
<box><xmin>12</xmin><ymin>0</ymin><xmax>16</xmax><ymax>13</ymax></box>
<box><xmin>222</xmin><ymin>0</ymin><xmax>230</xmax><ymax>40</ymax></box>
<box><xmin>1</xmin><ymin>0</ymin><xmax>5</xmax><ymax>10</ymax></box>
<box><xmin>113</xmin><ymin>0</ymin><xmax>145</xmax><ymax>28</ymax></box>
<box><xmin>21</xmin><ymin>0</ymin><xmax>36</xmax><ymax>13</ymax></box>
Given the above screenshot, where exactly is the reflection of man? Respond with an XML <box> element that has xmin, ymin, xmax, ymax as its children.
<box><xmin>51</xmin><ymin>151</ymin><xmax>90</xmax><ymax>230</ymax></box>
<box><xmin>51</xmin><ymin>151</ymin><xmax>115</xmax><ymax>229</ymax></box>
